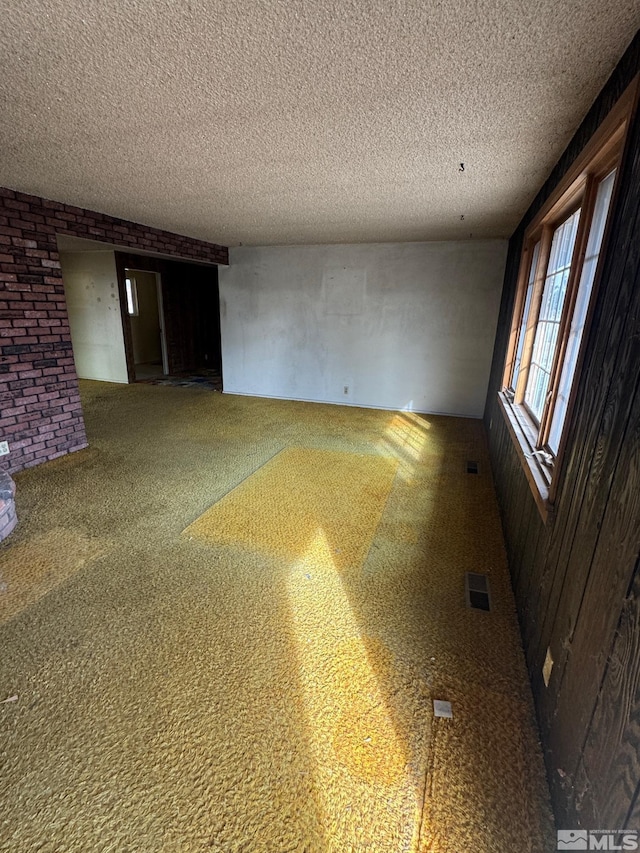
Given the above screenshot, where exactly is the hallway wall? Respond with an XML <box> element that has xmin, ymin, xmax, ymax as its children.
<box><xmin>220</xmin><ymin>240</ymin><xmax>507</xmax><ymax>417</ymax></box>
<box><xmin>60</xmin><ymin>250</ymin><xmax>128</xmax><ymax>383</ymax></box>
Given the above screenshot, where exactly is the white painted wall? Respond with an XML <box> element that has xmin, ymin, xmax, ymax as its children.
<box><xmin>219</xmin><ymin>240</ymin><xmax>507</xmax><ymax>417</ymax></box>
<box><xmin>60</xmin><ymin>250</ymin><xmax>128</xmax><ymax>383</ymax></box>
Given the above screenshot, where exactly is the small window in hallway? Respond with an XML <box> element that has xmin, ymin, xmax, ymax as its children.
<box><xmin>125</xmin><ymin>276</ymin><xmax>139</xmax><ymax>316</ymax></box>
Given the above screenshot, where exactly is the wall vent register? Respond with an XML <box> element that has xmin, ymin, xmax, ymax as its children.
<box><xmin>465</xmin><ymin>572</ymin><xmax>492</xmax><ymax>612</ymax></box>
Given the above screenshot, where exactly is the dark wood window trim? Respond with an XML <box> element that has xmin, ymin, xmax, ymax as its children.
<box><xmin>498</xmin><ymin>393</ymin><xmax>551</xmax><ymax>521</ymax></box>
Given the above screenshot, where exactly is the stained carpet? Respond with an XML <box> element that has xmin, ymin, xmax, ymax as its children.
<box><xmin>184</xmin><ymin>447</ymin><xmax>398</xmax><ymax>570</ymax></box>
<box><xmin>0</xmin><ymin>382</ymin><xmax>555</xmax><ymax>852</ymax></box>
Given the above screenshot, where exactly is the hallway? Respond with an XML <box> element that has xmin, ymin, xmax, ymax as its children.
<box><xmin>0</xmin><ymin>382</ymin><xmax>554</xmax><ymax>852</ymax></box>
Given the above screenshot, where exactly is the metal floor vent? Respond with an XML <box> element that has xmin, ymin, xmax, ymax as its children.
<box><xmin>466</xmin><ymin>460</ymin><xmax>479</xmax><ymax>474</ymax></box>
<box><xmin>465</xmin><ymin>572</ymin><xmax>492</xmax><ymax>611</ymax></box>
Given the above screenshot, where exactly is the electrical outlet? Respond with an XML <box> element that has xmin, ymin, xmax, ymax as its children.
<box><xmin>0</xmin><ymin>441</ymin><xmax>9</xmax><ymax>456</ymax></box>
<box><xmin>343</xmin><ymin>385</ymin><xmax>349</xmax><ymax>395</ymax></box>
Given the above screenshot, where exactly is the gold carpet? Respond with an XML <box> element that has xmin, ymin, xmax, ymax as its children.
<box><xmin>184</xmin><ymin>447</ymin><xmax>398</xmax><ymax>571</ymax></box>
<box><xmin>0</xmin><ymin>528</ymin><xmax>105</xmax><ymax>625</ymax></box>
<box><xmin>0</xmin><ymin>382</ymin><xmax>555</xmax><ymax>852</ymax></box>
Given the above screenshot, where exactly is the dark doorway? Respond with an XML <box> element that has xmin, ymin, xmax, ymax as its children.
<box><xmin>161</xmin><ymin>260</ymin><xmax>222</xmax><ymax>378</ymax></box>
<box><xmin>115</xmin><ymin>253</ymin><xmax>222</xmax><ymax>388</ymax></box>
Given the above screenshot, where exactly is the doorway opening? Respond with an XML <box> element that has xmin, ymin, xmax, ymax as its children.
<box><xmin>124</xmin><ymin>269</ymin><xmax>168</xmax><ymax>381</ymax></box>
<box><xmin>116</xmin><ymin>253</ymin><xmax>223</xmax><ymax>390</ymax></box>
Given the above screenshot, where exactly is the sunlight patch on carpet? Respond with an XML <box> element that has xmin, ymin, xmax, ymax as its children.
<box><xmin>285</xmin><ymin>527</ymin><xmax>428</xmax><ymax>850</ymax></box>
<box><xmin>376</xmin><ymin>410</ymin><xmax>432</xmax><ymax>483</ymax></box>
<box><xmin>0</xmin><ymin>528</ymin><xmax>104</xmax><ymax>625</ymax></box>
<box><xmin>183</xmin><ymin>448</ymin><xmax>398</xmax><ymax>572</ymax></box>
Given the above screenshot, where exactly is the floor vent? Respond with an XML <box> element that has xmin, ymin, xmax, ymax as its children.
<box><xmin>465</xmin><ymin>572</ymin><xmax>491</xmax><ymax>611</ymax></box>
<box><xmin>466</xmin><ymin>460</ymin><xmax>479</xmax><ymax>474</ymax></box>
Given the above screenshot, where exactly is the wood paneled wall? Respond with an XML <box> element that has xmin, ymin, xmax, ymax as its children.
<box><xmin>484</xmin><ymin>32</ymin><xmax>640</xmax><ymax>828</ymax></box>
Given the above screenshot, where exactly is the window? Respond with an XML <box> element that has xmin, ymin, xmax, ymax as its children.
<box><xmin>524</xmin><ymin>208</ymin><xmax>582</xmax><ymax>424</ymax></box>
<box><xmin>500</xmin><ymin>84</ymin><xmax>635</xmax><ymax>518</ymax></box>
<box><xmin>547</xmin><ymin>170</ymin><xmax>616</xmax><ymax>455</ymax></box>
<box><xmin>125</xmin><ymin>276</ymin><xmax>139</xmax><ymax>316</ymax></box>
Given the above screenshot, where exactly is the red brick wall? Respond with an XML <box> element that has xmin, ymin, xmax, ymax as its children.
<box><xmin>0</xmin><ymin>187</ymin><xmax>228</xmax><ymax>473</ymax></box>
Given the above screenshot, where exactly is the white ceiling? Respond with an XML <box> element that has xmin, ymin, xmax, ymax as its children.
<box><xmin>1</xmin><ymin>1</ymin><xmax>639</xmax><ymax>248</ymax></box>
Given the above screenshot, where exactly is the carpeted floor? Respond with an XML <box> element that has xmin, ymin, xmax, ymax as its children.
<box><xmin>0</xmin><ymin>382</ymin><xmax>555</xmax><ymax>852</ymax></box>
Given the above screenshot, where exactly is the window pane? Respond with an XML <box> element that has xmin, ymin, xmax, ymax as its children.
<box><xmin>548</xmin><ymin>169</ymin><xmax>616</xmax><ymax>453</ymax></box>
<box><xmin>512</xmin><ymin>241</ymin><xmax>540</xmax><ymax>391</ymax></box>
<box><xmin>125</xmin><ymin>277</ymin><xmax>137</xmax><ymax>316</ymax></box>
<box><xmin>525</xmin><ymin>209</ymin><xmax>581</xmax><ymax>422</ymax></box>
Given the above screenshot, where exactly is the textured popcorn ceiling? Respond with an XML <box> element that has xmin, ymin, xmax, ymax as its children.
<box><xmin>0</xmin><ymin>1</ymin><xmax>638</xmax><ymax>247</ymax></box>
